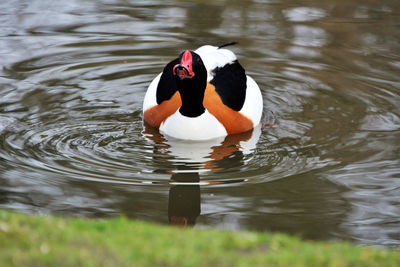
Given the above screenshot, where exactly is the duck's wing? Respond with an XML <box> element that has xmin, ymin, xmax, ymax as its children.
<box><xmin>209</xmin><ymin>60</ymin><xmax>247</xmax><ymax>111</ymax></box>
<box><xmin>196</xmin><ymin>45</ymin><xmax>247</xmax><ymax>111</ymax></box>
<box><xmin>197</xmin><ymin>45</ymin><xmax>263</xmax><ymax>132</ymax></box>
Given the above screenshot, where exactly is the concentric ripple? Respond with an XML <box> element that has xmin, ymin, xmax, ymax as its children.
<box><xmin>0</xmin><ymin>107</ymin><xmax>337</xmax><ymax>187</ymax></box>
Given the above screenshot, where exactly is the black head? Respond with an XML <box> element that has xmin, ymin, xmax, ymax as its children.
<box><xmin>172</xmin><ymin>50</ymin><xmax>207</xmax><ymax>117</ymax></box>
<box><xmin>173</xmin><ymin>50</ymin><xmax>207</xmax><ymax>84</ymax></box>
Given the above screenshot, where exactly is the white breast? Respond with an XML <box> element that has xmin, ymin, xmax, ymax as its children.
<box><xmin>160</xmin><ymin>110</ymin><xmax>227</xmax><ymax>140</ymax></box>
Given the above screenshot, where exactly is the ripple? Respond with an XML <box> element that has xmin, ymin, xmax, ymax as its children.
<box><xmin>0</xmin><ymin>108</ymin><xmax>336</xmax><ymax>188</ymax></box>
<box><xmin>284</xmin><ymin>7</ymin><xmax>327</xmax><ymax>22</ymax></box>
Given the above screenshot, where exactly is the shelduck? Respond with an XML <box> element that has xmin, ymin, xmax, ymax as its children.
<box><xmin>143</xmin><ymin>43</ymin><xmax>263</xmax><ymax>140</ymax></box>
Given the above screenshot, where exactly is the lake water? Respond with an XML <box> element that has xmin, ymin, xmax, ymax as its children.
<box><xmin>1</xmin><ymin>0</ymin><xmax>399</xmax><ymax>248</ymax></box>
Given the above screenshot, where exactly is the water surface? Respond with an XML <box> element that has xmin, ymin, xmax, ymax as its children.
<box><xmin>1</xmin><ymin>0</ymin><xmax>400</xmax><ymax>247</ymax></box>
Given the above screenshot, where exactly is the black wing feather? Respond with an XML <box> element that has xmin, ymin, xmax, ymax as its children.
<box><xmin>210</xmin><ymin>60</ymin><xmax>247</xmax><ymax>111</ymax></box>
<box><xmin>156</xmin><ymin>58</ymin><xmax>179</xmax><ymax>104</ymax></box>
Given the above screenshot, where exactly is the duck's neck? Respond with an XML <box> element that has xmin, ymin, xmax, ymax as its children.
<box><xmin>178</xmin><ymin>79</ymin><xmax>206</xmax><ymax>117</ymax></box>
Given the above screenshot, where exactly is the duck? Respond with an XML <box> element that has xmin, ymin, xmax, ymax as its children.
<box><xmin>143</xmin><ymin>43</ymin><xmax>263</xmax><ymax>140</ymax></box>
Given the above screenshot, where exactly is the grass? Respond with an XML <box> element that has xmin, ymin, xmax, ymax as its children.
<box><xmin>0</xmin><ymin>209</ymin><xmax>399</xmax><ymax>267</ymax></box>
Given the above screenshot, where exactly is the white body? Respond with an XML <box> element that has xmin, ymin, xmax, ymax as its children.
<box><xmin>160</xmin><ymin>109</ymin><xmax>227</xmax><ymax>140</ymax></box>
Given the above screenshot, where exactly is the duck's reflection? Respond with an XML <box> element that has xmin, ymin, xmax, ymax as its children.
<box><xmin>168</xmin><ymin>172</ymin><xmax>200</xmax><ymax>226</ymax></box>
<box><xmin>143</xmin><ymin>122</ymin><xmax>261</xmax><ymax>170</ymax></box>
<box><xmin>143</xmin><ymin>123</ymin><xmax>262</xmax><ymax>226</ymax></box>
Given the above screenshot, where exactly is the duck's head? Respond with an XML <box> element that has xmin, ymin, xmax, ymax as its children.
<box><xmin>173</xmin><ymin>50</ymin><xmax>195</xmax><ymax>80</ymax></box>
<box><xmin>172</xmin><ymin>50</ymin><xmax>207</xmax><ymax>117</ymax></box>
<box><xmin>173</xmin><ymin>50</ymin><xmax>207</xmax><ymax>85</ymax></box>
<box><xmin>173</xmin><ymin>50</ymin><xmax>205</xmax><ymax>79</ymax></box>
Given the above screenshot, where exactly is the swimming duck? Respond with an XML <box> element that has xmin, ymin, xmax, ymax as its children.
<box><xmin>143</xmin><ymin>43</ymin><xmax>263</xmax><ymax>140</ymax></box>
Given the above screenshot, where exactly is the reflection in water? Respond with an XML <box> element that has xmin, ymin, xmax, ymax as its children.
<box><xmin>168</xmin><ymin>172</ymin><xmax>200</xmax><ymax>226</ymax></box>
<box><xmin>159</xmin><ymin>127</ymin><xmax>261</xmax><ymax>227</ymax></box>
<box><xmin>143</xmin><ymin>122</ymin><xmax>262</xmax><ymax>173</ymax></box>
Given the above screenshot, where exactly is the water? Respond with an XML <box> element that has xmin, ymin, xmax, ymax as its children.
<box><xmin>1</xmin><ymin>0</ymin><xmax>400</xmax><ymax>247</ymax></box>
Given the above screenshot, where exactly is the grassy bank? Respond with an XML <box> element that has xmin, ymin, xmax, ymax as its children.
<box><xmin>0</xmin><ymin>210</ymin><xmax>399</xmax><ymax>266</ymax></box>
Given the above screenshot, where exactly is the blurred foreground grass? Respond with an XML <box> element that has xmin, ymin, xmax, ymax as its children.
<box><xmin>0</xmin><ymin>210</ymin><xmax>399</xmax><ymax>266</ymax></box>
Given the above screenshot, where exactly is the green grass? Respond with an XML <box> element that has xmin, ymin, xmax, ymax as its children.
<box><xmin>0</xmin><ymin>210</ymin><xmax>399</xmax><ymax>267</ymax></box>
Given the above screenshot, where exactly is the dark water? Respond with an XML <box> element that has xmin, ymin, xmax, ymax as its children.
<box><xmin>1</xmin><ymin>0</ymin><xmax>400</xmax><ymax>247</ymax></box>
